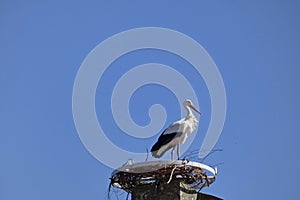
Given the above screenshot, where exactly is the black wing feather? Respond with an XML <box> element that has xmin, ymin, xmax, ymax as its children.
<box><xmin>151</xmin><ymin>126</ymin><xmax>183</xmax><ymax>152</ymax></box>
<box><xmin>150</xmin><ymin>122</ymin><xmax>183</xmax><ymax>158</ymax></box>
<box><xmin>151</xmin><ymin>132</ymin><xmax>177</xmax><ymax>152</ymax></box>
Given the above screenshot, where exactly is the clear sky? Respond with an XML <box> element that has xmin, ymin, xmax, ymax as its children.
<box><xmin>1</xmin><ymin>1</ymin><xmax>299</xmax><ymax>199</ymax></box>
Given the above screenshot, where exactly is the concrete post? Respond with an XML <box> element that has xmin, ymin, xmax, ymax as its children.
<box><xmin>131</xmin><ymin>180</ymin><xmax>222</xmax><ymax>200</ymax></box>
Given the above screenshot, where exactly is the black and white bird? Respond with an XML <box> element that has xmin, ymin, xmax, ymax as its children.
<box><xmin>151</xmin><ymin>99</ymin><xmax>201</xmax><ymax>160</ymax></box>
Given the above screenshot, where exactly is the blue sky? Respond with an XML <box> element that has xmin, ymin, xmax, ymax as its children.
<box><xmin>1</xmin><ymin>1</ymin><xmax>300</xmax><ymax>199</ymax></box>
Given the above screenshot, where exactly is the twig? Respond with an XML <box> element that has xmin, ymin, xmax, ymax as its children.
<box><xmin>145</xmin><ymin>148</ymin><xmax>149</xmax><ymax>162</ymax></box>
<box><xmin>167</xmin><ymin>165</ymin><xmax>177</xmax><ymax>184</ymax></box>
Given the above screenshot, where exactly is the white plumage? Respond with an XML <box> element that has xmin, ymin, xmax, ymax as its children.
<box><xmin>151</xmin><ymin>99</ymin><xmax>201</xmax><ymax>160</ymax></box>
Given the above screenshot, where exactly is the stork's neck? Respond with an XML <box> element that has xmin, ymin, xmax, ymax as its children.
<box><xmin>184</xmin><ymin>105</ymin><xmax>198</xmax><ymax>131</ymax></box>
<box><xmin>185</xmin><ymin>106</ymin><xmax>194</xmax><ymax>118</ymax></box>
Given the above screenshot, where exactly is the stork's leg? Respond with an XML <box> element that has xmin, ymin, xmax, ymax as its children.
<box><xmin>171</xmin><ymin>146</ymin><xmax>175</xmax><ymax>160</ymax></box>
<box><xmin>177</xmin><ymin>144</ymin><xmax>180</xmax><ymax>160</ymax></box>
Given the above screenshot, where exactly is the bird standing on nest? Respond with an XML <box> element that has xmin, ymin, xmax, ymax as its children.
<box><xmin>151</xmin><ymin>99</ymin><xmax>201</xmax><ymax>160</ymax></box>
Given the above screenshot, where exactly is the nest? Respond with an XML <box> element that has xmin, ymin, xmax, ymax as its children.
<box><xmin>110</xmin><ymin>160</ymin><xmax>216</xmax><ymax>192</ymax></box>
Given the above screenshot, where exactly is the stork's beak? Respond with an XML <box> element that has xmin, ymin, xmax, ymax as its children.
<box><xmin>190</xmin><ymin>104</ymin><xmax>201</xmax><ymax>115</ymax></box>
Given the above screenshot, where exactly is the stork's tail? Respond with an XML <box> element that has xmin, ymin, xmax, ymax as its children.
<box><xmin>151</xmin><ymin>151</ymin><xmax>162</xmax><ymax>158</ymax></box>
<box><xmin>150</xmin><ymin>142</ymin><xmax>162</xmax><ymax>158</ymax></box>
<box><xmin>151</xmin><ymin>143</ymin><xmax>172</xmax><ymax>158</ymax></box>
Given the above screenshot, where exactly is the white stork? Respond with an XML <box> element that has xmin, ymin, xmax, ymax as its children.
<box><xmin>151</xmin><ymin>99</ymin><xmax>201</xmax><ymax>160</ymax></box>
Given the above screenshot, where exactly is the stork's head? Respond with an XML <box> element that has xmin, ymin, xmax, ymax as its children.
<box><xmin>183</xmin><ymin>99</ymin><xmax>201</xmax><ymax>115</ymax></box>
